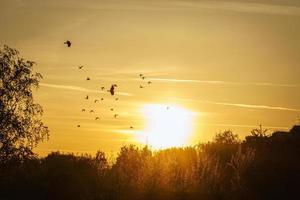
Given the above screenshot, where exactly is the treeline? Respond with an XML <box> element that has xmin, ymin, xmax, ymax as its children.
<box><xmin>1</xmin><ymin>125</ymin><xmax>300</xmax><ymax>200</ymax></box>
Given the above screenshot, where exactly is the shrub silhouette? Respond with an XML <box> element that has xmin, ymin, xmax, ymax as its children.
<box><xmin>1</xmin><ymin>125</ymin><xmax>300</xmax><ymax>200</ymax></box>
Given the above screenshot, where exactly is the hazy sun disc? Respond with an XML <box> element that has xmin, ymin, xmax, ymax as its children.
<box><xmin>139</xmin><ymin>104</ymin><xmax>195</xmax><ymax>149</ymax></box>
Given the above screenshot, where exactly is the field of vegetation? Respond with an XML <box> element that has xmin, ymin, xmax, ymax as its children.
<box><xmin>1</xmin><ymin>125</ymin><xmax>300</xmax><ymax>200</ymax></box>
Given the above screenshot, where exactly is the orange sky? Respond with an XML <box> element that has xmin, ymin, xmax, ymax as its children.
<box><xmin>1</xmin><ymin>0</ymin><xmax>300</xmax><ymax>155</ymax></box>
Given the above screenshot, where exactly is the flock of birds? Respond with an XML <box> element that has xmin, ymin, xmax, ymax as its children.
<box><xmin>64</xmin><ymin>40</ymin><xmax>152</xmax><ymax>130</ymax></box>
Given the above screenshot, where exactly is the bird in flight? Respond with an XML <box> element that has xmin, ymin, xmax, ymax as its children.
<box><xmin>78</xmin><ymin>65</ymin><xmax>83</xmax><ymax>69</ymax></box>
<box><xmin>110</xmin><ymin>108</ymin><xmax>114</xmax><ymax>111</ymax></box>
<box><xmin>90</xmin><ymin>110</ymin><xmax>94</xmax><ymax>113</ymax></box>
<box><xmin>147</xmin><ymin>81</ymin><xmax>152</xmax><ymax>84</ymax></box>
<box><xmin>86</xmin><ymin>77</ymin><xmax>90</xmax><ymax>81</ymax></box>
<box><xmin>101</xmin><ymin>98</ymin><xmax>104</xmax><ymax>101</ymax></box>
<box><xmin>94</xmin><ymin>99</ymin><xmax>99</xmax><ymax>103</ymax></box>
<box><xmin>64</xmin><ymin>40</ymin><xmax>71</xmax><ymax>47</ymax></box>
<box><xmin>115</xmin><ymin>98</ymin><xmax>119</xmax><ymax>101</ymax></box>
<box><xmin>114</xmin><ymin>114</ymin><xmax>118</xmax><ymax>118</ymax></box>
<box><xmin>140</xmin><ymin>85</ymin><xmax>144</xmax><ymax>89</ymax></box>
<box><xmin>130</xmin><ymin>126</ymin><xmax>134</xmax><ymax>129</ymax></box>
<box><xmin>82</xmin><ymin>109</ymin><xmax>86</xmax><ymax>112</ymax></box>
<box><xmin>95</xmin><ymin>117</ymin><xmax>100</xmax><ymax>120</ymax></box>
<box><xmin>77</xmin><ymin>125</ymin><xmax>80</xmax><ymax>128</ymax></box>
<box><xmin>85</xmin><ymin>95</ymin><xmax>89</xmax><ymax>100</ymax></box>
<box><xmin>101</xmin><ymin>87</ymin><xmax>105</xmax><ymax>90</ymax></box>
<box><xmin>109</xmin><ymin>84</ymin><xmax>117</xmax><ymax>95</ymax></box>
<box><xmin>139</xmin><ymin>74</ymin><xmax>143</xmax><ymax>77</ymax></box>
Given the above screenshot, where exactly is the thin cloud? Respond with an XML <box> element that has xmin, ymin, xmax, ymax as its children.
<box><xmin>40</xmin><ymin>83</ymin><xmax>97</xmax><ymax>93</ymax></box>
<box><xmin>17</xmin><ymin>0</ymin><xmax>300</xmax><ymax>16</ymax></box>
<box><xmin>40</xmin><ymin>83</ymin><xmax>132</xmax><ymax>96</ymax></box>
<box><xmin>203</xmin><ymin>100</ymin><xmax>300</xmax><ymax>112</ymax></box>
<box><xmin>84</xmin><ymin>0</ymin><xmax>300</xmax><ymax>16</ymax></box>
<box><xmin>173</xmin><ymin>97</ymin><xmax>300</xmax><ymax>112</ymax></box>
<box><xmin>202</xmin><ymin>123</ymin><xmax>289</xmax><ymax>130</ymax></box>
<box><xmin>150</xmin><ymin>77</ymin><xmax>300</xmax><ymax>88</ymax></box>
<box><xmin>173</xmin><ymin>0</ymin><xmax>300</xmax><ymax>16</ymax></box>
<box><xmin>150</xmin><ymin>78</ymin><xmax>224</xmax><ymax>84</ymax></box>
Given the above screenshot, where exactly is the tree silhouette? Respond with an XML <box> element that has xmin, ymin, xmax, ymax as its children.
<box><xmin>250</xmin><ymin>124</ymin><xmax>268</xmax><ymax>137</ymax></box>
<box><xmin>0</xmin><ymin>45</ymin><xmax>49</xmax><ymax>163</ymax></box>
<box><xmin>214</xmin><ymin>130</ymin><xmax>239</xmax><ymax>144</ymax></box>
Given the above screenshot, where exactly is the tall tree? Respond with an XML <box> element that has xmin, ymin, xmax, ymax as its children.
<box><xmin>0</xmin><ymin>45</ymin><xmax>49</xmax><ymax>163</ymax></box>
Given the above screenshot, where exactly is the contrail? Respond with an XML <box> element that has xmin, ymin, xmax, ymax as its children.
<box><xmin>204</xmin><ymin>100</ymin><xmax>300</xmax><ymax>112</ymax></box>
<box><xmin>150</xmin><ymin>78</ymin><xmax>300</xmax><ymax>88</ymax></box>
<box><xmin>150</xmin><ymin>78</ymin><xmax>224</xmax><ymax>84</ymax></box>
<box><xmin>172</xmin><ymin>97</ymin><xmax>300</xmax><ymax>112</ymax></box>
<box><xmin>172</xmin><ymin>0</ymin><xmax>300</xmax><ymax>16</ymax></box>
<box><xmin>40</xmin><ymin>83</ymin><xmax>132</xmax><ymax>96</ymax></box>
<box><xmin>25</xmin><ymin>0</ymin><xmax>300</xmax><ymax>16</ymax></box>
<box><xmin>40</xmin><ymin>83</ymin><xmax>97</xmax><ymax>93</ymax></box>
<box><xmin>76</xmin><ymin>0</ymin><xmax>300</xmax><ymax>16</ymax></box>
<box><xmin>202</xmin><ymin>123</ymin><xmax>289</xmax><ymax>130</ymax></box>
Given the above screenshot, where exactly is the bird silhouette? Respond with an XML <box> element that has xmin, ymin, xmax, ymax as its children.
<box><xmin>114</xmin><ymin>114</ymin><xmax>118</xmax><ymax>118</ymax></box>
<box><xmin>94</xmin><ymin>99</ymin><xmax>99</xmax><ymax>103</ymax></box>
<box><xmin>86</xmin><ymin>77</ymin><xmax>90</xmax><ymax>81</ymax></box>
<box><xmin>110</xmin><ymin>108</ymin><xmax>114</xmax><ymax>111</ymax></box>
<box><xmin>90</xmin><ymin>110</ymin><xmax>94</xmax><ymax>113</ymax></box>
<box><xmin>139</xmin><ymin>74</ymin><xmax>143</xmax><ymax>77</ymax></box>
<box><xmin>142</xmin><ymin>76</ymin><xmax>145</xmax><ymax>80</ymax></box>
<box><xmin>64</xmin><ymin>40</ymin><xmax>71</xmax><ymax>47</ymax></box>
<box><xmin>95</xmin><ymin>117</ymin><xmax>100</xmax><ymax>120</ymax></box>
<box><xmin>109</xmin><ymin>84</ymin><xmax>116</xmax><ymax>95</ymax></box>
<box><xmin>85</xmin><ymin>95</ymin><xmax>89</xmax><ymax>100</ymax></box>
<box><xmin>82</xmin><ymin>109</ymin><xmax>86</xmax><ymax>112</ymax></box>
<box><xmin>101</xmin><ymin>87</ymin><xmax>105</xmax><ymax>90</ymax></box>
<box><xmin>147</xmin><ymin>81</ymin><xmax>152</xmax><ymax>84</ymax></box>
<box><xmin>78</xmin><ymin>65</ymin><xmax>83</xmax><ymax>69</ymax></box>
<box><xmin>130</xmin><ymin>126</ymin><xmax>134</xmax><ymax>129</ymax></box>
<box><xmin>140</xmin><ymin>85</ymin><xmax>144</xmax><ymax>88</ymax></box>
<box><xmin>77</xmin><ymin>125</ymin><xmax>80</xmax><ymax>128</ymax></box>
<box><xmin>115</xmin><ymin>98</ymin><xmax>119</xmax><ymax>101</ymax></box>
<box><xmin>101</xmin><ymin>98</ymin><xmax>104</xmax><ymax>101</ymax></box>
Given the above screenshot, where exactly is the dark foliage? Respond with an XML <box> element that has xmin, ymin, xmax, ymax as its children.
<box><xmin>0</xmin><ymin>45</ymin><xmax>49</xmax><ymax>164</ymax></box>
<box><xmin>1</xmin><ymin>126</ymin><xmax>300</xmax><ymax>200</ymax></box>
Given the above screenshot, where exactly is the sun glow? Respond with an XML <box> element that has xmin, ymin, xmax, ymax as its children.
<box><xmin>139</xmin><ymin>104</ymin><xmax>195</xmax><ymax>149</ymax></box>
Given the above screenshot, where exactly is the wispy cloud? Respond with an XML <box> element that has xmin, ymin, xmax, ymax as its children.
<box><xmin>150</xmin><ymin>77</ymin><xmax>300</xmax><ymax>88</ymax></box>
<box><xmin>40</xmin><ymin>83</ymin><xmax>132</xmax><ymax>96</ymax></box>
<box><xmin>40</xmin><ymin>83</ymin><xmax>98</xmax><ymax>93</ymax></box>
<box><xmin>203</xmin><ymin>100</ymin><xmax>300</xmax><ymax>112</ymax></box>
<box><xmin>82</xmin><ymin>0</ymin><xmax>300</xmax><ymax>16</ymax></box>
<box><xmin>202</xmin><ymin>123</ymin><xmax>289</xmax><ymax>130</ymax></box>
<box><xmin>150</xmin><ymin>78</ymin><xmax>224</xmax><ymax>84</ymax></box>
<box><xmin>15</xmin><ymin>0</ymin><xmax>300</xmax><ymax>16</ymax></box>
<box><xmin>173</xmin><ymin>97</ymin><xmax>300</xmax><ymax>112</ymax></box>
<box><xmin>173</xmin><ymin>0</ymin><xmax>300</xmax><ymax>16</ymax></box>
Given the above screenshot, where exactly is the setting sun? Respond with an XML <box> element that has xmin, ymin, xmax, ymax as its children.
<box><xmin>139</xmin><ymin>104</ymin><xmax>195</xmax><ymax>149</ymax></box>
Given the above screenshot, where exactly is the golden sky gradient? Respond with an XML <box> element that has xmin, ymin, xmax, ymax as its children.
<box><xmin>1</xmin><ymin>0</ymin><xmax>300</xmax><ymax>155</ymax></box>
